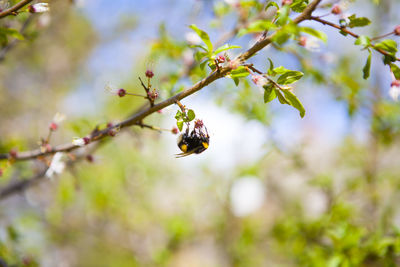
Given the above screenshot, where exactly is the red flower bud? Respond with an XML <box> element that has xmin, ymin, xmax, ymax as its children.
<box><xmin>194</xmin><ymin>119</ymin><xmax>204</xmax><ymax>129</ymax></box>
<box><xmin>172</xmin><ymin>127</ymin><xmax>179</xmax><ymax>134</ymax></box>
<box><xmin>86</xmin><ymin>154</ymin><xmax>94</xmax><ymax>162</ymax></box>
<box><xmin>83</xmin><ymin>137</ymin><xmax>91</xmax><ymax>145</ymax></box>
<box><xmin>145</xmin><ymin>70</ymin><xmax>154</xmax><ymax>78</ymax></box>
<box><xmin>118</xmin><ymin>88</ymin><xmax>126</xmax><ymax>97</ymax></box>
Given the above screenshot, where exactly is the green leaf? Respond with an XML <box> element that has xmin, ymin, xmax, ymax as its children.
<box><xmin>374</xmin><ymin>39</ymin><xmax>397</xmax><ymax>55</ymax></box>
<box><xmin>263</xmin><ymin>84</ymin><xmax>277</xmax><ymax>103</ymax></box>
<box><xmin>266</xmin><ymin>1</ymin><xmax>279</xmax><ymax>10</ymax></box>
<box><xmin>348</xmin><ymin>14</ymin><xmax>371</xmax><ymax>28</ymax></box>
<box><xmin>267</xmin><ymin>58</ymin><xmax>274</xmax><ymax>72</ymax></box>
<box><xmin>290</xmin><ymin>0</ymin><xmax>309</xmax><ymax>13</ymax></box>
<box><xmin>187</xmin><ymin>109</ymin><xmax>195</xmax><ymax>121</ymax></box>
<box><xmin>282</xmin><ymin>90</ymin><xmax>306</xmax><ymax>117</ymax></box>
<box><xmin>189</xmin><ymin>24</ymin><xmax>213</xmax><ymax>52</ymax></box>
<box><xmin>276</xmin><ymin>5</ymin><xmax>290</xmax><ymax>26</ymax></box>
<box><xmin>214</xmin><ymin>44</ymin><xmax>241</xmax><ymax>55</ymax></box>
<box><xmin>177</xmin><ymin>120</ymin><xmax>184</xmax><ymax>132</ymax></box>
<box><xmin>230</xmin><ymin>66</ymin><xmax>250</xmax><ymax>78</ymax></box>
<box><xmin>175</xmin><ymin>110</ymin><xmax>182</xmax><ymax>120</ymax></box>
<box><xmin>354</xmin><ymin>35</ymin><xmax>371</xmax><ymax>48</ymax></box>
<box><xmin>189</xmin><ymin>44</ymin><xmax>208</xmax><ymax>52</ymax></box>
<box><xmin>277</xmin><ymin>71</ymin><xmax>304</xmax><ymax>85</ymax></box>
<box><xmin>362</xmin><ymin>51</ymin><xmax>372</xmax><ymax>80</ymax></box>
<box><xmin>271</xmin><ymin>66</ymin><xmax>290</xmax><ymax>75</ymax></box>
<box><xmin>238</xmin><ymin>20</ymin><xmax>277</xmax><ymax>36</ymax></box>
<box><xmin>233</xmin><ymin>77</ymin><xmax>240</xmax><ymax>86</ymax></box>
<box><xmin>300</xmin><ymin>27</ymin><xmax>327</xmax><ymax>43</ymax></box>
<box><xmin>390</xmin><ymin>63</ymin><xmax>400</xmax><ymax>80</ymax></box>
<box><xmin>275</xmin><ymin>89</ymin><xmax>290</xmax><ymax>104</ymax></box>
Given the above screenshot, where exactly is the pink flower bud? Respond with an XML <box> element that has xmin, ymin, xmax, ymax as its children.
<box><xmin>148</xmin><ymin>91</ymin><xmax>158</xmax><ymax>101</ymax></box>
<box><xmin>157</xmin><ymin>109</ymin><xmax>163</xmax><ymax>113</ymax></box>
<box><xmin>145</xmin><ymin>70</ymin><xmax>154</xmax><ymax>78</ymax></box>
<box><xmin>281</xmin><ymin>0</ymin><xmax>292</xmax><ymax>5</ymax></box>
<box><xmin>9</xmin><ymin>149</ymin><xmax>17</xmax><ymax>158</ymax></box>
<box><xmin>331</xmin><ymin>4</ymin><xmax>341</xmax><ymax>15</ymax></box>
<box><xmin>298</xmin><ymin>36</ymin><xmax>307</xmax><ymax>47</ymax></box>
<box><xmin>217</xmin><ymin>55</ymin><xmax>226</xmax><ymax>63</ymax></box>
<box><xmin>49</xmin><ymin>122</ymin><xmax>58</xmax><ymax>131</ymax></box>
<box><xmin>395</xmin><ymin>25</ymin><xmax>400</xmax><ymax>36</ymax></box>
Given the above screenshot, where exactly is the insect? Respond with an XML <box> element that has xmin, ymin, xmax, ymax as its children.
<box><xmin>176</xmin><ymin>123</ymin><xmax>210</xmax><ymax>158</ymax></box>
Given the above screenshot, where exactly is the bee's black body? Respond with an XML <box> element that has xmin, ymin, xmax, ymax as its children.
<box><xmin>176</xmin><ymin>127</ymin><xmax>209</xmax><ymax>157</ymax></box>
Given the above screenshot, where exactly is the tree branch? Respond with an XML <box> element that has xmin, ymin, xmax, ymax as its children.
<box><xmin>0</xmin><ymin>0</ymin><xmax>33</xmax><ymax>19</ymax></box>
<box><xmin>310</xmin><ymin>16</ymin><xmax>400</xmax><ymax>62</ymax></box>
<box><xmin>0</xmin><ymin>0</ymin><xmax>324</xmax><ymax>163</ymax></box>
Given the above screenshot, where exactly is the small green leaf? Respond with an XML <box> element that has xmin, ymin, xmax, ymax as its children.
<box><xmin>266</xmin><ymin>1</ymin><xmax>279</xmax><ymax>10</ymax></box>
<box><xmin>187</xmin><ymin>109</ymin><xmax>195</xmax><ymax>121</ymax></box>
<box><xmin>175</xmin><ymin>110</ymin><xmax>182</xmax><ymax>120</ymax></box>
<box><xmin>213</xmin><ymin>44</ymin><xmax>241</xmax><ymax>55</ymax></box>
<box><xmin>275</xmin><ymin>89</ymin><xmax>290</xmax><ymax>104</ymax></box>
<box><xmin>233</xmin><ymin>77</ymin><xmax>240</xmax><ymax>86</ymax></box>
<box><xmin>238</xmin><ymin>20</ymin><xmax>277</xmax><ymax>36</ymax></box>
<box><xmin>300</xmin><ymin>27</ymin><xmax>327</xmax><ymax>43</ymax></box>
<box><xmin>390</xmin><ymin>63</ymin><xmax>400</xmax><ymax>80</ymax></box>
<box><xmin>374</xmin><ymin>39</ymin><xmax>397</xmax><ymax>55</ymax></box>
<box><xmin>277</xmin><ymin>71</ymin><xmax>304</xmax><ymax>85</ymax></box>
<box><xmin>290</xmin><ymin>0</ymin><xmax>309</xmax><ymax>13</ymax></box>
<box><xmin>230</xmin><ymin>66</ymin><xmax>250</xmax><ymax>78</ymax></box>
<box><xmin>177</xmin><ymin>120</ymin><xmax>184</xmax><ymax>131</ymax></box>
<box><xmin>348</xmin><ymin>14</ymin><xmax>371</xmax><ymax>28</ymax></box>
<box><xmin>263</xmin><ymin>84</ymin><xmax>277</xmax><ymax>103</ymax></box>
<box><xmin>267</xmin><ymin>58</ymin><xmax>274</xmax><ymax>72</ymax></box>
<box><xmin>354</xmin><ymin>35</ymin><xmax>371</xmax><ymax>47</ymax></box>
<box><xmin>362</xmin><ymin>51</ymin><xmax>372</xmax><ymax>79</ymax></box>
<box><xmin>282</xmin><ymin>90</ymin><xmax>306</xmax><ymax>118</ymax></box>
<box><xmin>189</xmin><ymin>24</ymin><xmax>213</xmax><ymax>52</ymax></box>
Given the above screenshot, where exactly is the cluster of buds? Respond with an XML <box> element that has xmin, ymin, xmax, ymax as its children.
<box><xmin>194</xmin><ymin>119</ymin><xmax>204</xmax><ymax>129</ymax></box>
<box><xmin>216</xmin><ymin>55</ymin><xmax>226</xmax><ymax>64</ymax></box>
<box><xmin>147</xmin><ymin>90</ymin><xmax>158</xmax><ymax>101</ymax></box>
<box><xmin>28</xmin><ymin>3</ymin><xmax>50</xmax><ymax>13</ymax></box>
<box><xmin>107</xmin><ymin>122</ymin><xmax>117</xmax><ymax>137</ymax></box>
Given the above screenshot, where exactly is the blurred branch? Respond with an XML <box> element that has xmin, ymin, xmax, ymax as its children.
<box><xmin>0</xmin><ymin>0</ymin><xmax>323</xmax><ymax>162</ymax></box>
<box><xmin>0</xmin><ymin>14</ymin><xmax>34</xmax><ymax>61</ymax></box>
<box><xmin>0</xmin><ymin>0</ymin><xmax>33</xmax><ymax>19</ymax></box>
<box><xmin>310</xmin><ymin>16</ymin><xmax>400</xmax><ymax>62</ymax></box>
<box><xmin>0</xmin><ymin>140</ymin><xmax>107</xmax><ymax>201</ymax></box>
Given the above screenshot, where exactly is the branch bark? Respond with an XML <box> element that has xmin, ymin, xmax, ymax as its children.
<box><xmin>0</xmin><ymin>0</ymin><xmax>33</xmax><ymax>19</ymax></box>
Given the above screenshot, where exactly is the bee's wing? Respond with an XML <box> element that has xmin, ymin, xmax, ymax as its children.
<box><xmin>175</xmin><ymin>150</ymin><xmax>196</xmax><ymax>158</ymax></box>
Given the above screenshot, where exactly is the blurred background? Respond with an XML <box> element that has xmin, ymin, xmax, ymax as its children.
<box><xmin>0</xmin><ymin>0</ymin><xmax>400</xmax><ymax>266</ymax></box>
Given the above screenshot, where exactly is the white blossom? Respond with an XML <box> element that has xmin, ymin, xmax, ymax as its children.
<box><xmin>72</xmin><ymin>138</ymin><xmax>85</xmax><ymax>147</ymax></box>
<box><xmin>185</xmin><ymin>32</ymin><xmax>202</xmax><ymax>45</ymax></box>
<box><xmin>389</xmin><ymin>81</ymin><xmax>400</xmax><ymax>101</ymax></box>
<box><xmin>29</xmin><ymin>3</ymin><xmax>50</xmax><ymax>13</ymax></box>
<box><xmin>45</xmin><ymin>152</ymin><xmax>66</xmax><ymax>179</ymax></box>
<box><xmin>53</xmin><ymin>112</ymin><xmax>66</xmax><ymax>124</ymax></box>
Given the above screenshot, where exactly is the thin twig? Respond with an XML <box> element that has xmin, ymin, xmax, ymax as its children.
<box><xmin>0</xmin><ymin>0</ymin><xmax>33</xmax><ymax>19</ymax></box>
<box><xmin>310</xmin><ymin>16</ymin><xmax>400</xmax><ymax>62</ymax></box>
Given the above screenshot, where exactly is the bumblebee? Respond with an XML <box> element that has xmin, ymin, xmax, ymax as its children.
<box><xmin>176</xmin><ymin>125</ymin><xmax>209</xmax><ymax>158</ymax></box>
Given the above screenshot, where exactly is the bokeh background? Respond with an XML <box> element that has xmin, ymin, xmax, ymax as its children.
<box><xmin>0</xmin><ymin>0</ymin><xmax>400</xmax><ymax>266</ymax></box>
